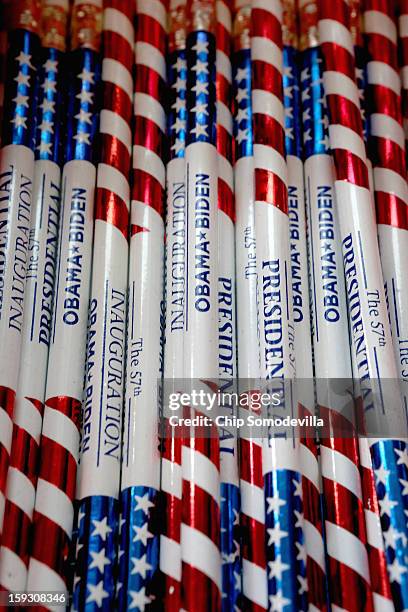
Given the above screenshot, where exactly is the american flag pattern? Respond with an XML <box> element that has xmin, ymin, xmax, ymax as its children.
<box><xmin>119</xmin><ymin>0</ymin><xmax>167</xmax><ymax>607</ymax></box>
<box><xmin>72</xmin><ymin>0</ymin><xmax>133</xmax><ymax>607</ymax></box>
<box><xmin>0</xmin><ymin>39</ymin><xmax>64</xmax><ymax>592</ymax></box>
<box><xmin>399</xmin><ymin>0</ymin><xmax>408</xmax><ymax>150</ymax></box>
<box><xmin>26</xmin><ymin>33</ymin><xmax>101</xmax><ymax>597</ymax></box>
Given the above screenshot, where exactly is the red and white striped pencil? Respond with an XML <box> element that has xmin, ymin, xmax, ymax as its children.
<box><xmin>398</xmin><ymin>0</ymin><xmax>408</xmax><ymax>152</ymax></box>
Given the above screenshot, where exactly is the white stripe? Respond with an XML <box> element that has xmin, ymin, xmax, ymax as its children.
<box><xmin>300</xmin><ymin>444</ymin><xmax>319</xmax><ymax>489</ymax></box>
<box><xmin>216</xmin><ymin>50</ymin><xmax>232</xmax><ymax>83</ymax></box>
<box><xmin>103</xmin><ymin>7</ymin><xmax>134</xmax><ymax>47</ymax></box>
<box><xmin>216</xmin><ymin>0</ymin><xmax>232</xmax><ymax>32</ymax></box>
<box><xmin>99</xmin><ymin>109</ymin><xmax>132</xmax><ymax>153</ymax></box>
<box><xmin>242</xmin><ymin>558</ymin><xmax>268</xmax><ymax>608</ymax></box>
<box><xmin>364</xmin><ymin>508</ymin><xmax>384</xmax><ymax>550</ymax></box>
<box><xmin>364</xmin><ymin>10</ymin><xmax>397</xmax><ymax>43</ymax></box>
<box><xmin>262</xmin><ymin>443</ymin><xmax>300</xmax><ymax>474</ymax></box>
<box><xmin>0</xmin><ymin>547</ymin><xmax>28</xmax><ymax>591</ymax></box>
<box><xmin>252</xmin><ymin>0</ymin><xmax>282</xmax><ymax>21</ymax></box>
<box><xmin>13</xmin><ymin>396</ymin><xmax>43</xmax><ymax>443</ymax></box>
<box><xmin>134</xmin><ymin>92</ymin><xmax>166</xmax><ymax>133</ymax></box>
<box><xmin>159</xmin><ymin>535</ymin><xmax>181</xmax><ymax>580</ymax></box>
<box><xmin>41</xmin><ymin>409</ymin><xmax>80</xmax><ymax>461</ymax></box>
<box><xmin>133</xmin><ymin>144</ymin><xmax>165</xmax><ymax>187</ymax></box>
<box><xmin>135</xmin><ymin>41</ymin><xmax>166</xmax><ymax>80</ymax></box>
<box><xmin>74</xmin><ymin>0</ymin><xmax>100</xmax><ymax>5</ymax></box>
<box><xmin>358</xmin><ymin>438</ymin><xmax>371</xmax><ymax>469</ymax></box>
<box><xmin>367</xmin><ymin>61</ymin><xmax>401</xmax><ymax>96</ymax></box>
<box><xmin>218</xmin><ymin>154</ymin><xmax>233</xmax><ymax>190</ymax></box>
<box><xmin>181</xmin><ymin>524</ymin><xmax>221</xmax><ymax>589</ymax></box>
<box><xmin>161</xmin><ymin>457</ymin><xmax>182</xmax><ymax>499</ymax></box>
<box><xmin>217</xmin><ymin>101</ymin><xmax>233</xmax><ymax>134</ymax></box>
<box><xmin>5</xmin><ymin>467</ymin><xmax>35</xmax><ymax>518</ymax></box>
<box><xmin>137</xmin><ymin>0</ymin><xmax>167</xmax><ymax>30</ymax></box>
<box><xmin>319</xmin><ymin>18</ymin><xmax>354</xmax><ymax>56</ymax></box>
<box><xmin>373</xmin><ymin>593</ymin><xmax>395</xmax><ymax>612</ymax></box>
<box><xmin>254</xmin><ymin>143</ymin><xmax>288</xmax><ymax>184</ymax></box>
<box><xmin>44</xmin><ymin>0</ymin><xmax>69</xmax><ymax>8</ymax></box>
<box><xmin>182</xmin><ymin>446</ymin><xmax>219</xmax><ymax>503</ymax></box>
<box><xmin>251</xmin><ymin>36</ymin><xmax>283</xmax><ymax>74</ymax></box>
<box><xmin>0</xmin><ymin>407</ymin><xmax>12</xmax><ymax>452</ymax></box>
<box><xmin>102</xmin><ymin>58</ymin><xmax>133</xmax><ymax>101</ymax></box>
<box><xmin>329</xmin><ymin>124</ymin><xmax>366</xmax><ymax>162</ymax></box>
<box><xmin>35</xmin><ymin>479</ymin><xmax>74</xmax><ymax>537</ymax></box>
<box><xmin>374</xmin><ymin>167</ymin><xmax>408</xmax><ymax>204</ymax></box>
<box><xmin>253</xmin><ymin>89</ymin><xmax>284</xmax><ymax>127</ymax></box>
<box><xmin>332</xmin><ymin>606</ymin><xmax>348</xmax><ymax>612</ymax></box>
<box><xmin>326</xmin><ymin>522</ymin><xmax>370</xmax><ymax>582</ymax></box>
<box><xmin>27</xmin><ymin>559</ymin><xmax>67</xmax><ymax>604</ymax></box>
<box><xmin>400</xmin><ymin>15</ymin><xmax>408</xmax><ymax>38</ymax></box>
<box><xmin>370</xmin><ymin>113</ymin><xmax>405</xmax><ymax>150</ymax></box>
<box><xmin>321</xmin><ymin>445</ymin><xmax>362</xmax><ymax>500</ymax></box>
<box><xmin>303</xmin><ymin>519</ymin><xmax>325</xmax><ymax>571</ymax></box>
<box><xmin>170</xmin><ymin>0</ymin><xmax>185</xmax><ymax>7</ymax></box>
<box><xmin>402</xmin><ymin>66</ymin><xmax>408</xmax><ymax>90</ymax></box>
<box><xmin>97</xmin><ymin>163</ymin><xmax>130</xmax><ymax>208</ymax></box>
<box><xmin>323</xmin><ymin>70</ymin><xmax>361</xmax><ymax>109</ymax></box>
<box><xmin>240</xmin><ymin>479</ymin><xmax>265</xmax><ymax>524</ymax></box>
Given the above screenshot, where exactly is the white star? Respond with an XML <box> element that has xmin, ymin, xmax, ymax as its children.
<box><xmin>235</xmin><ymin>67</ymin><xmax>248</xmax><ymax>82</ymax></box>
<box><xmin>236</xmin><ymin>107</ymin><xmax>249</xmax><ymax>123</ymax></box>
<box><xmin>191</xmin><ymin>101</ymin><xmax>208</xmax><ymax>115</ymax></box>
<box><xmin>74</xmin><ymin>130</ymin><xmax>91</xmax><ymax>145</ymax></box>
<box><xmin>44</xmin><ymin>59</ymin><xmax>58</xmax><ymax>72</ymax></box>
<box><xmin>267</xmin><ymin>525</ymin><xmax>288</xmax><ymax>546</ymax></box>
<box><xmin>73</xmin><ymin>574</ymin><xmax>81</xmax><ymax>589</ymax></box>
<box><xmin>301</xmin><ymin>88</ymin><xmax>311</xmax><ymax>102</ymax></box>
<box><xmin>16</xmin><ymin>51</ymin><xmax>33</xmax><ymax>68</ymax></box>
<box><xmin>400</xmin><ymin>478</ymin><xmax>408</xmax><ymax>496</ymax></box>
<box><xmin>38</xmin><ymin>119</ymin><xmax>54</xmax><ymax>133</ymax></box>
<box><xmin>233</xmin><ymin>509</ymin><xmax>239</xmax><ymax>526</ymax></box>
<box><xmin>304</xmin><ymin>129</ymin><xmax>312</xmax><ymax>143</ymax></box>
<box><xmin>129</xmin><ymin>588</ymin><xmax>151</xmax><ymax>609</ymax></box>
<box><xmin>173</xmin><ymin>77</ymin><xmax>187</xmax><ymax>92</ymax></box>
<box><xmin>89</xmin><ymin>548</ymin><xmax>111</xmax><ymax>573</ymax></box>
<box><xmin>285</xmin><ymin>127</ymin><xmax>294</xmax><ymax>140</ymax></box>
<box><xmin>173</xmin><ymin>57</ymin><xmax>187</xmax><ymax>71</ymax></box>
<box><xmin>77</xmin><ymin>89</ymin><xmax>94</xmax><ymax>104</ymax></box>
<box><xmin>191</xmin><ymin>123</ymin><xmax>208</xmax><ymax>138</ymax></box>
<box><xmin>192</xmin><ymin>59</ymin><xmax>209</xmax><ymax>75</ymax></box>
<box><xmin>172</xmin><ymin>97</ymin><xmax>186</xmax><ymax>112</ymax></box>
<box><xmin>293</xmin><ymin>478</ymin><xmax>302</xmax><ymax>497</ymax></box>
<box><xmin>283</xmin><ymin>65</ymin><xmax>293</xmax><ymax>78</ymax></box>
<box><xmin>319</xmin><ymin>136</ymin><xmax>330</xmax><ymax>148</ymax></box>
<box><xmin>192</xmin><ymin>80</ymin><xmax>209</xmax><ymax>95</ymax></box>
<box><xmin>78</xmin><ymin>508</ymin><xmax>86</xmax><ymax>523</ymax></box>
<box><xmin>395</xmin><ymin>447</ymin><xmax>408</xmax><ymax>468</ymax></box>
<box><xmin>75</xmin><ymin>108</ymin><xmax>93</xmax><ymax>125</ymax></box>
<box><xmin>236</xmin><ymin>88</ymin><xmax>248</xmax><ymax>103</ymax></box>
<box><xmin>268</xmin><ymin>557</ymin><xmax>290</xmax><ymax>580</ymax></box>
<box><xmin>131</xmin><ymin>555</ymin><xmax>152</xmax><ymax>578</ymax></box>
<box><xmin>284</xmin><ymin>106</ymin><xmax>293</xmax><ymax>119</ymax></box>
<box><xmin>302</xmin><ymin>108</ymin><xmax>311</xmax><ymax>122</ymax></box>
<box><xmin>374</xmin><ymin>465</ymin><xmax>390</xmax><ymax>485</ymax></box>
<box><xmin>388</xmin><ymin>557</ymin><xmax>408</xmax><ymax>584</ymax></box>
<box><xmin>379</xmin><ymin>493</ymin><xmax>398</xmax><ymax>517</ymax></box>
<box><xmin>40</xmin><ymin>98</ymin><xmax>55</xmax><ymax>113</ymax></box>
<box><xmin>284</xmin><ymin>86</ymin><xmax>293</xmax><ymax>98</ymax></box>
<box><xmin>15</xmin><ymin>71</ymin><xmax>30</xmax><ymax>87</ymax></box>
<box><xmin>86</xmin><ymin>581</ymin><xmax>109</xmax><ymax>607</ymax></box>
<box><xmin>37</xmin><ymin>141</ymin><xmax>52</xmax><ymax>155</ymax></box>
<box><xmin>192</xmin><ymin>39</ymin><xmax>209</xmax><ymax>54</ymax></box>
<box><xmin>311</xmin><ymin>78</ymin><xmax>323</xmax><ymax>87</ymax></box>
<box><xmin>236</xmin><ymin>128</ymin><xmax>249</xmax><ymax>144</ymax></box>
<box><xmin>301</xmin><ymin>67</ymin><xmax>310</xmax><ymax>81</ymax></box>
<box><xmin>13</xmin><ymin>93</ymin><xmax>29</xmax><ymax>107</ymax></box>
<box><xmin>319</xmin><ymin>115</ymin><xmax>330</xmax><ymax>130</ymax></box>
<box><xmin>269</xmin><ymin>589</ymin><xmax>291</xmax><ymax>612</ymax></box>
<box><xmin>384</xmin><ymin>524</ymin><xmax>405</xmax><ymax>548</ymax></box>
<box><xmin>91</xmin><ymin>516</ymin><xmax>113</xmax><ymax>541</ymax></box>
<box><xmin>78</xmin><ymin>68</ymin><xmax>95</xmax><ymax>83</ymax></box>
<box><xmin>355</xmin><ymin>67</ymin><xmax>364</xmax><ymax>81</ymax></box>
<box><xmin>132</xmin><ymin>522</ymin><xmax>154</xmax><ymax>545</ymax></box>
<box><xmin>76</xmin><ymin>539</ymin><xmax>83</xmax><ymax>555</ymax></box>
<box><xmin>172</xmin><ymin>117</ymin><xmax>186</xmax><ymax>133</ymax></box>
<box><xmin>11</xmin><ymin>114</ymin><xmax>27</xmax><ymax>129</ymax></box>
<box><xmin>171</xmin><ymin>138</ymin><xmax>185</xmax><ymax>154</ymax></box>
<box><xmin>134</xmin><ymin>493</ymin><xmax>155</xmax><ymax>514</ymax></box>
<box><xmin>298</xmin><ymin>575</ymin><xmax>308</xmax><ymax>594</ymax></box>
<box><xmin>42</xmin><ymin>78</ymin><xmax>56</xmax><ymax>93</ymax></box>
<box><xmin>296</xmin><ymin>542</ymin><xmax>307</xmax><ymax>564</ymax></box>
<box><xmin>294</xmin><ymin>510</ymin><xmax>303</xmax><ymax>529</ymax></box>
<box><xmin>234</xmin><ymin>570</ymin><xmax>241</xmax><ymax>590</ymax></box>
<box><xmin>266</xmin><ymin>494</ymin><xmax>286</xmax><ymax>514</ymax></box>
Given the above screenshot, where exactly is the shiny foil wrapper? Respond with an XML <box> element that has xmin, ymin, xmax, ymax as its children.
<box><xmin>233</xmin><ymin>5</ymin><xmax>250</xmax><ymax>52</ymax></box>
<box><xmin>298</xmin><ymin>0</ymin><xmax>319</xmax><ymax>51</ymax></box>
<box><xmin>3</xmin><ymin>0</ymin><xmax>41</xmax><ymax>34</ymax></box>
<box><xmin>187</xmin><ymin>0</ymin><xmax>216</xmax><ymax>35</ymax></box>
<box><xmin>41</xmin><ymin>3</ymin><xmax>68</xmax><ymax>51</ymax></box>
<box><xmin>71</xmin><ymin>2</ymin><xmax>102</xmax><ymax>52</ymax></box>
<box><xmin>169</xmin><ymin>3</ymin><xmax>187</xmax><ymax>52</ymax></box>
<box><xmin>283</xmin><ymin>0</ymin><xmax>298</xmax><ymax>49</ymax></box>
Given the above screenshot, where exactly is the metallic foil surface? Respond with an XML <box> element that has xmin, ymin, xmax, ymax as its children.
<box><xmin>233</xmin><ymin>47</ymin><xmax>253</xmax><ymax>159</ymax></box>
<box><xmin>168</xmin><ymin>48</ymin><xmax>187</xmax><ymax>160</ymax></box>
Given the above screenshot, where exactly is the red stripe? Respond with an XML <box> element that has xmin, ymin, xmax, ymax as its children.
<box><xmin>131</xmin><ymin>224</ymin><xmax>150</xmax><ymax>236</ymax></box>
<box><xmin>105</xmin><ymin>0</ymin><xmax>134</xmax><ymax>21</ymax></box>
<box><xmin>368</xmin><ymin>84</ymin><xmax>402</xmax><ymax>124</ymax></box>
<box><xmin>252</xmin><ymin>8</ymin><xmax>282</xmax><ymax>47</ymax></box>
<box><xmin>0</xmin><ymin>499</ymin><xmax>31</xmax><ymax>566</ymax></box>
<box><xmin>103</xmin><ymin>30</ymin><xmax>134</xmax><ymax>70</ymax></box>
<box><xmin>38</xmin><ymin>437</ymin><xmax>78</xmax><ymax>501</ymax></box>
<box><xmin>241</xmin><ymin>596</ymin><xmax>267</xmax><ymax>612</ymax></box>
<box><xmin>162</xmin><ymin>492</ymin><xmax>181</xmax><ymax>541</ymax></box>
<box><xmin>161</xmin><ymin>421</ymin><xmax>182</xmax><ymax>464</ymax></box>
<box><xmin>240</xmin><ymin>439</ymin><xmax>263</xmax><ymax>489</ymax></box>
<box><xmin>0</xmin><ymin>445</ymin><xmax>9</xmax><ymax>495</ymax></box>
<box><xmin>365</xmin><ymin>32</ymin><xmax>397</xmax><ymax>67</ymax></box>
<box><xmin>135</xmin><ymin>64</ymin><xmax>166</xmax><ymax>102</ymax></box>
<box><xmin>320</xmin><ymin>0</ymin><xmax>350</xmax><ymax>27</ymax></box>
<box><xmin>0</xmin><ymin>385</ymin><xmax>15</xmax><ymax>419</ymax></box>
<box><xmin>253</xmin><ymin>113</ymin><xmax>285</xmax><ymax>154</ymax></box>
<box><xmin>136</xmin><ymin>14</ymin><xmax>166</xmax><ymax>55</ymax></box>
<box><xmin>162</xmin><ymin>576</ymin><xmax>181</xmax><ymax>612</ymax></box>
<box><xmin>367</xmin><ymin>544</ymin><xmax>392</xmax><ymax>600</ymax></box>
<box><xmin>182</xmin><ymin>428</ymin><xmax>220</xmax><ymax>471</ymax></box>
<box><xmin>218</xmin><ymin>177</ymin><xmax>235</xmax><ymax>222</ymax></box>
<box><xmin>216</xmin><ymin>22</ymin><xmax>231</xmax><ymax>56</ymax></box>
<box><xmin>132</xmin><ymin>169</ymin><xmax>165</xmax><ymax>217</ymax></box>
<box><xmin>401</xmin><ymin>37</ymin><xmax>408</xmax><ymax>66</ymax></box>
<box><xmin>102</xmin><ymin>81</ymin><xmax>132</xmax><ymax>121</ymax></box>
<box><xmin>30</xmin><ymin>512</ymin><xmax>70</xmax><ymax>582</ymax></box>
<box><xmin>182</xmin><ymin>563</ymin><xmax>221</xmax><ymax>611</ymax></box>
<box><xmin>305</xmin><ymin>556</ymin><xmax>328</xmax><ymax>612</ymax></box>
<box><xmin>323</xmin><ymin>479</ymin><xmax>366</xmax><ymax>538</ymax></box>
<box><xmin>216</xmin><ymin>72</ymin><xmax>231</xmax><ymax>108</ymax></box>
<box><xmin>252</xmin><ymin>60</ymin><xmax>283</xmax><ymax>101</ymax></box>
<box><xmin>371</xmin><ymin>136</ymin><xmax>406</xmax><ymax>178</ymax></box>
<box><xmin>302</xmin><ymin>478</ymin><xmax>322</xmax><ymax>531</ymax></box>
<box><xmin>332</xmin><ymin>149</ymin><xmax>370</xmax><ymax>189</ymax></box>
<box><xmin>240</xmin><ymin>513</ymin><xmax>267</xmax><ymax>569</ymax></box>
<box><xmin>216</xmin><ymin>124</ymin><xmax>232</xmax><ymax>163</ymax></box>
<box><xmin>327</xmin><ymin>556</ymin><xmax>374</xmax><ymax>612</ymax></box>
<box><xmin>9</xmin><ymin>424</ymin><xmax>40</xmax><ymax>487</ymax></box>
<box><xmin>45</xmin><ymin>396</ymin><xmax>82</xmax><ymax>431</ymax></box>
<box><xmin>326</xmin><ymin>93</ymin><xmax>363</xmax><ymax>135</ymax></box>
<box><xmin>181</xmin><ymin>482</ymin><xmax>220</xmax><ymax>546</ymax></box>
<box><xmin>99</xmin><ymin>133</ymin><xmax>131</xmax><ymax>176</ymax></box>
<box><xmin>320</xmin><ymin>42</ymin><xmax>356</xmax><ymax>82</ymax></box>
<box><xmin>255</xmin><ymin>168</ymin><xmax>288</xmax><ymax>213</ymax></box>
<box><xmin>133</xmin><ymin>115</ymin><xmax>165</xmax><ymax>159</ymax></box>
<box><xmin>95</xmin><ymin>188</ymin><xmax>129</xmax><ymax>239</ymax></box>
<box><xmin>376</xmin><ymin>190</ymin><xmax>408</xmax><ymax>229</ymax></box>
